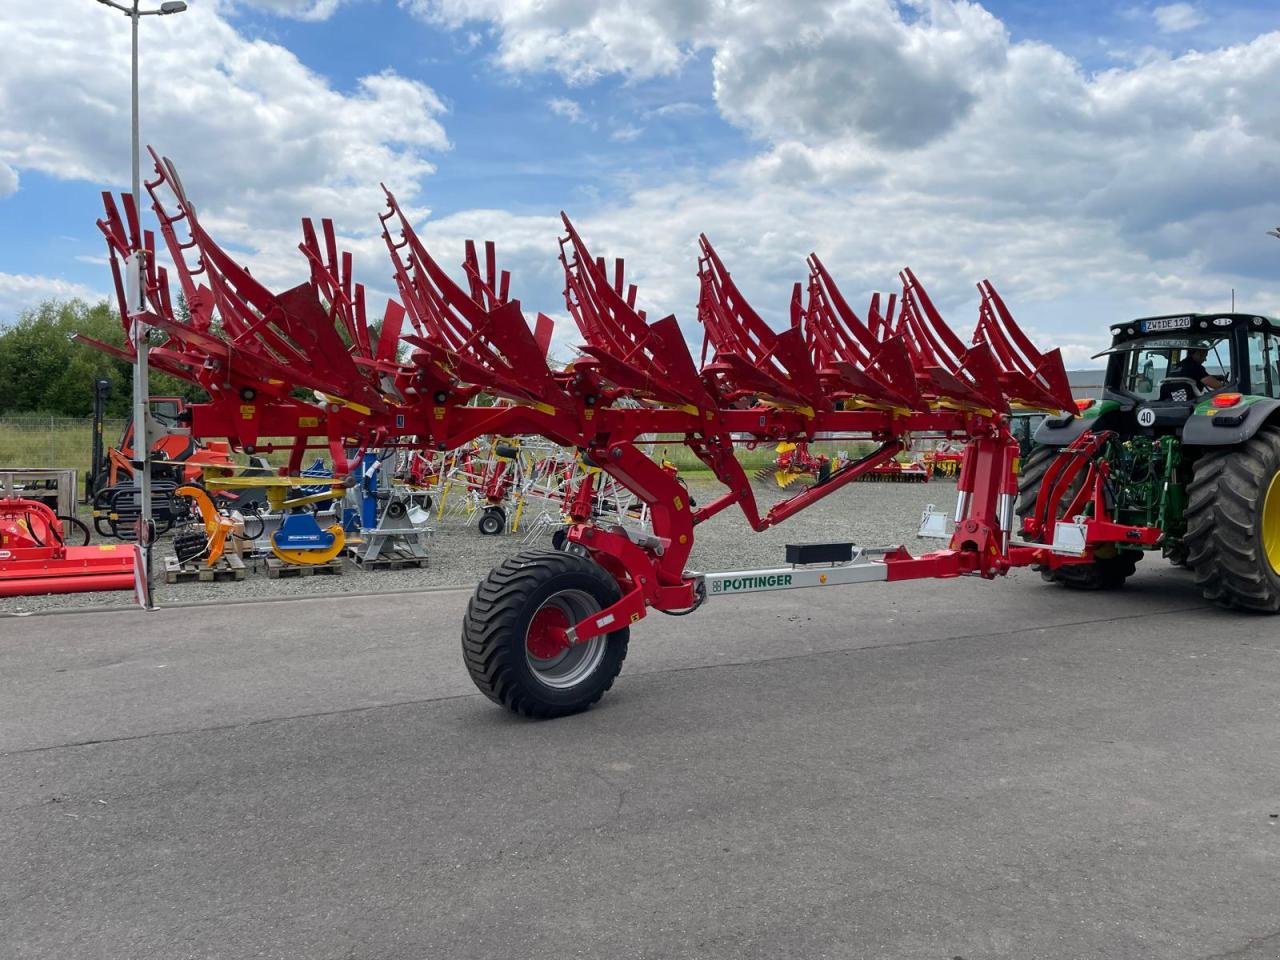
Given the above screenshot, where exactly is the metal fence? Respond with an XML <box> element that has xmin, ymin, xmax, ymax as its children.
<box><xmin>0</xmin><ymin>415</ymin><xmax>126</xmax><ymax>485</ymax></box>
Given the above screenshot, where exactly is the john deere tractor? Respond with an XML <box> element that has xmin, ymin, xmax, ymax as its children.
<box><xmin>1017</xmin><ymin>312</ymin><xmax>1280</xmax><ymax>611</ymax></box>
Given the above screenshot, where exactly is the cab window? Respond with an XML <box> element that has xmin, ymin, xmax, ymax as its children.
<box><xmin>1246</xmin><ymin>332</ymin><xmax>1279</xmax><ymax>398</ymax></box>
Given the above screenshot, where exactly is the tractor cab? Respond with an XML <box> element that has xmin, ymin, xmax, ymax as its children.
<box><xmin>1095</xmin><ymin>313</ymin><xmax>1280</xmax><ymax>435</ymax></box>
<box><xmin>1036</xmin><ymin>313</ymin><xmax>1280</xmax><ymax>444</ymax></box>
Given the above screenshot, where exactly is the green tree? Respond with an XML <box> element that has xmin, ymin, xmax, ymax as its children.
<box><xmin>0</xmin><ymin>298</ymin><xmax>205</xmax><ymax>417</ymax></box>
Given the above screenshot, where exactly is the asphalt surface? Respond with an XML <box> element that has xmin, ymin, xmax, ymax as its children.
<box><xmin>3</xmin><ymin>563</ymin><xmax>1280</xmax><ymax>959</ymax></box>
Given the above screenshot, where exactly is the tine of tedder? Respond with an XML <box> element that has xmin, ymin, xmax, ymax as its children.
<box><xmin>322</xmin><ymin>219</ymin><xmax>339</xmax><ymax>284</ymax></box>
<box><xmin>121</xmin><ymin>193</ymin><xmax>141</xmax><ymax>252</ymax></box>
<box><xmin>485</xmin><ymin>242</ymin><xmax>497</xmax><ymax>302</ymax></box>
<box><xmin>353</xmin><ymin>283</ymin><xmax>372</xmax><ymax>358</ymax></box>
<box><xmin>376</xmin><ymin>299</ymin><xmax>406</xmax><ymax>364</ymax></box>
<box><xmin>341</xmin><ymin>250</ymin><xmax>353</xmax><ymax>307</ymax></box>
<box><xmin>534</xmin><ymin>313</ymin><xmax>555</xmax><ymax>359</ymax></box>
<box><xmin>464</xmin><ymin>240</ymin><xmax>482</xmax><ymax>304</ymax></box>
<box><xmin>98</xmin><ymin>193</ymin><xmax>130</xmax><ymax>257</ymax></box>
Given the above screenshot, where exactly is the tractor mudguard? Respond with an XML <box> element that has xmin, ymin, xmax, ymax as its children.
<box><xmin>1033</xmin><ymin>414</ymin><xmax>1089</xmax><ymax>446</ymax></box>
<box><xmin>1182</xmin><ymin>398</ymin><xmax>1280</xmax><ymax>446</ymax></box>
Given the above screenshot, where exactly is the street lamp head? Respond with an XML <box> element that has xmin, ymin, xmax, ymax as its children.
<box><xmin>159</xmin><ymin>1</ymin><xmax>188</xmax><ymax>12</ymax></box>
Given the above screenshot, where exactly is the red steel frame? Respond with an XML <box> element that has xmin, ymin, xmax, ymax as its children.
<box><xmin>84</xmin><ymin>149</ymin><xmax>1156</xmax><ymax>627</ymax></box>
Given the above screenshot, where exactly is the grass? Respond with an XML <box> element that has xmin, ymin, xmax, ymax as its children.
<box><xmin>0</xmin><ymin>416</ymin><xmax>126</xmax><ymax>492</ymax></box>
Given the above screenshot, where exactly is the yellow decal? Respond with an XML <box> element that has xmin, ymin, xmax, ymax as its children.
<box><xmin>240</xmin><ymin>404</ymin><xmax>256</xmax><ymax>419</ymax></box>
<box><xmin>673</xmin><ymin>496</ymin><xmax>684</xmax><ymax>511</ymax></box>
<box><xmin>629</xmin><ymin>612</ymin><xmax>641</xmax><ymax>624</ymax></box>
<box><xmin>584</xmin><ymin>409</ymin><xmax>594</xmax><ymax>420</ymax></box>
<box><xmin>298</xmin><ymin>416</ymin><xmax>319</xmax><ymax>428</ymax></box>
<box><xmin>434</xmin><ymin>408</ymin><xmax>445</xmax><ymax>420</ymax></box>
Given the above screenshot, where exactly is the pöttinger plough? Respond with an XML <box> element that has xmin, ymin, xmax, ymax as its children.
<box><xmin>87</xmin><ymin>148</ymin><xmax>1092</xmax><ymax>717</ymax></box>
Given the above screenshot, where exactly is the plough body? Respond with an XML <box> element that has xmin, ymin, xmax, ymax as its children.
<box><xmin>83</xmin><ymin>149</ymin><xmax>1174</xmax><ymax>715</ymax></box>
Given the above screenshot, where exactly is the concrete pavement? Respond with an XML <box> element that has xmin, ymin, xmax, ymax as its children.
<box><xmin>3</xmin><ymin>564</ymin><xmax>1279</xmax><ymax>959</ymax></box>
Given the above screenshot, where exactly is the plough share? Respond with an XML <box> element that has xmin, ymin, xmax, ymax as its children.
<box><xmin>86</xmin><ymin>149</ymin><xmax>1143</xmax><ymax>718</ymax></box>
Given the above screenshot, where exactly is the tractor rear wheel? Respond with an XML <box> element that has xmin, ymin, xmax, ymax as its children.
<box><xmin>461</xmin><ymin>550</ymin><xmax>630</xmax><ymax>718</ymax></box>
<box><xmin>1184</xmin><ymin>426</ymin><xmax>1280</xmax><ymax>613</ymax></box>
<box><xmin>1015</xmin><ymin>443</ymin><xmax>1140</xmax><ymax>591</ymax></box>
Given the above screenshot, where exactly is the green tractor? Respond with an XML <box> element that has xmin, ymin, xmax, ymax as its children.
<box><xmin>1017</xmin><ymin>312</ymin><xmax>1280</xmax><ymax>611</ymax></box>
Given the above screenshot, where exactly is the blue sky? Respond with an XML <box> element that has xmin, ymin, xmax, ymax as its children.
<box><xmin>1</xmin><ymin>0</ymin><xmax>1278</xmax><ymax>364</ymax></box>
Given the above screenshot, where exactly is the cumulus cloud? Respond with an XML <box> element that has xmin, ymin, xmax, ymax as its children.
<box><xmin>0</xmin><ymin>273</ymin><xmax>101</xmax><ymax>325</ymax></box>
<box><xmin>0</xmin><ymin>1</ymin><xmax>448</xmax><ymax>302</ymax></box>
<box><xmin>398</xmin><ymin>0</ymin><xmax>713</xmax><ymax>83</ymax></box>
<box><xmin>712</xmin><ymin>0</ymin><xmax>1008</xmax><ymax>148</ymax></box>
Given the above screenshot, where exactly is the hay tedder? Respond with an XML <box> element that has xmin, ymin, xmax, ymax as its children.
<box><xmin>91</xmin><ymin>147</ymin><xmax>1280</xmax><ymax>718</ymax></box>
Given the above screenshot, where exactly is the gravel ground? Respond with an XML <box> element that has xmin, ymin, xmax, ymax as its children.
<box><xmin>0</xmin><ymin>478</ymin><xmax>949</xmax><ymax>615</ymax></box>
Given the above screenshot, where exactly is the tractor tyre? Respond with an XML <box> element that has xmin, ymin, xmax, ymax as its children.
<box><xmin>1014</xmin><ymin>444</ymin><xmax>1058</xmax><ymax>517</ymax></box>
<box><xmin>1016</xmin><ymin>443</ymin><xmax>1139</xmax><ymax>591</ymax></box>
<box><xmin>477</xmin><ymin>506</ymin><xmax>506</xmax><ymax>536</ymax></box>
<box><xmin>1184</xmin><ymin>426</ymin><xmax>1280</xmax><ymax>613</ymax></box>
<box><xmin>461</xmin><ymin>550</ymin><xmax>630</xmax><ymax>718</ymax></box>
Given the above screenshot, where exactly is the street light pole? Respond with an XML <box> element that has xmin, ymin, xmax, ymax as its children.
<box><xmin>95</xmin><ymin>0</ymin><xmax>187</xmax><ymax>607</ymax></box>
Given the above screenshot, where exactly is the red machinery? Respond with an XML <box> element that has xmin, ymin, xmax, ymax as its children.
<box><xmin>84</xmin><ymin>148</ymin><xmax>1158</xmax><ymax>717</ymax></box>
<box><xmin>0</xmin><ymin>498</ymin><xmax>136</xmax><ymax>597</ymax></box>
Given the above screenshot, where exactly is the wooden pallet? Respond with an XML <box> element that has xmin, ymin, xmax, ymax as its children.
<box><xmin>264</xmin><ymin>556</ymin><xmax>346</xmax><ymax>579</ymax></box>
<box><xmin>164</xmin><ymin>554</ymin><xmax>247</xmax><ymax>584</ymax></box>
<box><xmin>348</xmin><ymin>547</ymin><xmax>429</xmax><ymax>571</ymax></box>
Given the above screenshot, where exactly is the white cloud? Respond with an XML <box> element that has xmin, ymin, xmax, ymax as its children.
<box><xmin>713</xmin><ymin>0</ymin><xmax>1008</xmax><ymax>148</ymax></box>
<box><xmin>548</xmin><ymin>97</ymin><xmax>587</xmax><ymax>124</ymax></box>
<box><xmin>610</xmin><ymin>124</ymin><xmax>643</xmax><ymax>142</ymax></box>
<box><xmin>230</xmin><ymin>0</ymin><xmax>351</xmax><ymax>20</ymax></box>
<box><xmin>1153</xmin><ymin>3</ymin><xmax>1206</xmax><ymax>33</ymax></box>
<box><xmin>0</xmin><ymin>0</ymin><xmax>448</xmax><ymax>294</ymax></box>
<box><xmin>399</xmin><ymin>0</ymin><xmax>711</xmax><ymax>83</ymax></box>
<box><xmin>646</xmin><ymin>101</ymin><xmax>705</xmax><ymax>119</ymax></box>
<box><xmin>0</xmin><ymin>273</ymin><xmax>101</xmax><ymax>324</ymax></box>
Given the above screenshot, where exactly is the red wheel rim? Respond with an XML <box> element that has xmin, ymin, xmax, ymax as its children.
<box><xmin>527</xmin><ymin>605</ymin><xmax>571</xmax><ymax>660</ymax></box>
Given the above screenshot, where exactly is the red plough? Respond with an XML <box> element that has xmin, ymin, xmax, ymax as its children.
<box><xmin>84</xmin><ymin>150</ymin><xmax>1108</xmax><ymax>717</ymax></box>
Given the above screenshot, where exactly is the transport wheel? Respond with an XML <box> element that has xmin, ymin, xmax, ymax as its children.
<box><xmin>56</xmin><ymin>515</ymin><xmax>91</xmax><ymax>547</ymax></box>
<box><xmin>461</xmin><ymin>550</ymin><xmax>630</xmax><ymax>718</ymax></box>
<box><xmin>1016</xmin><ymin>443</ymin><xmax>1139</xmax><ymax>591</ymax></box>
<box><xmin>1185</xmin><ymin>426</ymin><xmax>1280</xmax><ymax>612</ymax></box>
<box><xmin>477</xmin><ymin>506</ymin><xmax>506</xmax><ymax>536</ymax></box>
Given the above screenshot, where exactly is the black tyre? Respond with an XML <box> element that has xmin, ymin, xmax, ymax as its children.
<box><xmin>1184</xmin><ymin>426</ymin><xmax>1280</xmax><ymax>613</ymax></box>
<box><xmin>461</xmin><ymin>550</ymin><xmax>630</xmax><ymax>718</ymax></box>
<box><xmin>477</xmin><ymin>506</ymin><xmax>506</xmax><ymax>536</ymax></box>
<box><xmin>1016</xmin><ymin>442</ymin><xmax>1139</xmax><ymax>591</ymax></box>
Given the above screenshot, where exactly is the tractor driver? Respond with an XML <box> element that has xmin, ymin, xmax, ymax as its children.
<box><xmin>1170</xmin><ymin>347</ymin><xmax>1224</xmax><ymax>391</ymax></box>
